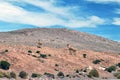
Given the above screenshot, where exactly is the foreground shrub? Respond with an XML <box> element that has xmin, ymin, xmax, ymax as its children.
<box><xmin>0</xmin><ymin>61</ymin><xmax>10</xmax><ymax>70</ymax></box>
<box><xmin>88</xmin><ymin>69</ymin><xmax>99</xmax><ymax>78</ymax></box>
<box><xmin>106</xmin><ymin>65</ymin><xmax>116</xmax><ymax>73</ymax></box>
<box><xmin>19</xmin><ymin>71</ymin><xmax>28</xmax><ymax>79</ymax></box>
<box><xmin>31</xmin><ymin>73</ymin><xmax>41</xmax><ymax>78</ymax></box>
<box><xmin>57</xmin><ymin>71</ymin><xmax>64</xmax><ymax>78</ymax></box>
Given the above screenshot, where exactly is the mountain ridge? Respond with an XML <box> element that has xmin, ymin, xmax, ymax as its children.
<box><xmin>0</xmin><ymin>28</ymin><xmax>120</xmax><ymax>53</ymax></box>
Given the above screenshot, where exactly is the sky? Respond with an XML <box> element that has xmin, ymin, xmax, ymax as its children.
<box><xmin>0</xmin><ymin>0</ymin><xmax>120</xmax><ymax>42</ymax></box>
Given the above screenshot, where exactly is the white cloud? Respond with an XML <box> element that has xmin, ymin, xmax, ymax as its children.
<box><xmin>115</xmin><ymin>9</ymin><xmax>120</xmax><ymax>14</ymax></box>
<box><xmin>112</xmin><ymin>18</ymin><xmax>120</xmax><ymax>25</ymax></box>
<box><xmin>86</xmin><ymin>0</ymin><xmax>120</xmax><ymax>3</ymax></box>
<box><xmin>64</xmin><ymin>16</ymin><xmax>105</xmax><ymax>28</ymax></box>
<box><xmin>0</xmin><ymin>0</ymin><xmax>105</xmax><ymax>28</ymax></box>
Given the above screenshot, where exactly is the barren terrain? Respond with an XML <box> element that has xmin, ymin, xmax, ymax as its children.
<box><xmin>0</xmin><ymin>28</ymin><xmax>120</xmax><ymax>80</ymax></box>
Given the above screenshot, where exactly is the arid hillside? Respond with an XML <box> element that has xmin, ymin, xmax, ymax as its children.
<box><xmin>0</xmin><ymin>44</ymin><xmax>120</xmax><ymax>79</ymax></box>
<box><xmin>0</xmin><ymin>28</ymin><xmax>120</xmax><ymax>80</ymax></box>
<box><xmin>0</xmin><ymin>28</ymin><xmax>120</xmax><ymax>53</ymax></box>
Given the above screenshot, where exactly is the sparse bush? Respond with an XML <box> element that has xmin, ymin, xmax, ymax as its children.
<box><xmin>55</xmin><ymin>64</ymin><xmax>59</xmax><ymax>67</ymax></box>
<box><xmin>28</xmin><ymin>50</ymin><xmax>32</xmax><ymax>53</ymax></box>
<box><xmin>93</xmin><ymin>59</ymin><xmax>101</xmax><ymax>64</ymax></box>
<box><xmin>19</xmin><ymin>71</ymin><xmax>28</xmax><ymax>79</ymax></box>
<box><xmin>44</xmin><ymin>72</ymin><xmax>54</xmax><ymax>78</ymax></box>
<box><xmin>66</xmin><ymin>74</ymin><xmax>70</xmax><ymax>77</ymax></box>
<box><xmin>4</xmin><ymin>73</ymin><xmax>11</xmax><ymax>78</ymax></box>
<box><xmin>0</xmin><ymin>71</ymin><xmax>10</xmax><ymax>78</ymax></box>
<box><xmin>83</xmin><ymin>54</ymin><xmax>87</xmax><ymax>58</ymax></box>
<box><xmin>87</xmin><ymin>74</ymin><xmax>92</xmax><ymax>78</ymax></box>
<box><xmin>117</xmin><ymin>63</ymin><xmax>120</xmax><ymax>67</ymax></box>
<box><xmin>32</xmin><ymin>55</ymin><xmax>38</xmax><ymax>58</ymax></box>
<box><xmin>5</xmin><ymin>50</ymin><xmax>8</xmax><ymax>52</ymax></box>
<box><xmin>88</xmin><ymin>69</ymin><xmax>99</xmax><ymax>78</ymax></box>
<box><xmin>36</xmin><ymin>51</ymin><xmax>40</xmax><ymax>54</ymax></box>
<box><xmin>48</xmin><ymin>54</ymin><xmax>51</xmax><ymax>57</ymax></box>
<box><xmin>40</xmin><ymin>54</ymin><xmax>47</xmax><ymax>58</ymax></box>
<box><xmin>75</xmin><ymin>69</ymin><xmax>79</xmax><ymax>73</ymax></box>
<box><xmin>0</xmin><ymin>71</ymin><xmax>6</xmax><ymax>78</ymax></box>
<box><xmin>106</xmin><ymin>65</ymin><xmax>116</xmax><ymax>73</ymax></box>
<box><xmin>57</xmin><ymin>71</ymin><xmax>64</xmax><ymax>78</ymax></box>
<box><xmin>114</xmin><ymin>72</ymin><xmax>120</xmax><ymax>79</ymax></box>
<box><xmin>10</xmin><ymin>72</ymin><xmax>16</xmax><ymax>79</ymax></box>
<box><xmin>0</xmin><ymin>60</ymin><xmax>10</xmax><ymax>70</ymax></box>
<box><xmin>31</xmin><ymin>73</ymin><xmax>41</xmax><ymax>78</ymax></box>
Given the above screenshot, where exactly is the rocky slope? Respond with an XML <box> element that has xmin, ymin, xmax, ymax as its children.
<box><xmin>0</xmin><ymin>28</ymin><xmax>120</xmax><ymax>53</ymax></box>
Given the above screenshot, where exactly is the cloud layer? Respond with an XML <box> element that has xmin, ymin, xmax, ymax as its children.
<box><xmin>0</xmin><ymin>0</ymin><xmax>105</xmax><ymax>28</ymax></box>
<box><xmin>86</xmin><ymin>0</ymin><xmax>120</xmax><ymax>3</ymax></box>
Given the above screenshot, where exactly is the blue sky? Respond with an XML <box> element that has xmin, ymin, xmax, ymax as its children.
<box><xmin>0</xmin><ymin>0</ymin><xmax>120</xmax><ymax>42</ymax></box>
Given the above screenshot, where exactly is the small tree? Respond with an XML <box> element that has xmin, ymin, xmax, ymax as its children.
<box><xmin>0</xmin><ymin>61</ymin><xmax>10</xmax><ymax>70</ymax></box>
<box><xmin>19</xmin><ymin>71</ymin><xmax>28</xmax><ymax>79</ymax></box>
<box><xmin>88</xmin><ymin>69</ymin><xmax>99</xmax><ymax>78</ymax></box>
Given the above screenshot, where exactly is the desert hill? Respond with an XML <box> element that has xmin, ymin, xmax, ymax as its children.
<box><xmin>0</xmin><ymin>28</ymin><xmax>120</xmax><ymax>53</ymax></box>
<box><xmin>0</xmin><ymin>28</ymin><xmax>120</xmax><ymax>80</ymax></box>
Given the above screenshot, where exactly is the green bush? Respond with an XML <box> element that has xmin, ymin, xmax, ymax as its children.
<box><xmin>19</xmin><ymin>71</ymin><xmax>28</xmax><ymax>79</ymax></box>
<box><xmin>88</xmin><ymin>69</ymin><xmax>99</xmax><ymax>78</ymax></box>
<box><xmin>0</xmin><ymin>61</ymin><xmax>10</xmax><ymax>70</ymax></box>
<box><xmin>83</xmin><ymin>54</ymin><xmax>87</xmax><ymax>58</ymax></box>
<box><xmin>57</xmin><ymin>71</ymin><xmax>64</xmax><ymax>78</ymax></box>
<box><xmin>10</xmin><ymin>72</ymin><xmax>16</xmax><ymax>79</ymax></box>
<box><xmin>31</xmin><ymin>73</ymin><xmax>41</xmax><ymax>78</ymax></box>
<box><xmin>106</xmin><ymin>65</ymin><xmax>116</xmax><ymax>73</ymax></box>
